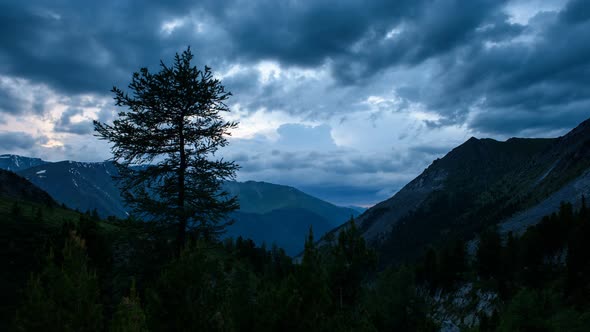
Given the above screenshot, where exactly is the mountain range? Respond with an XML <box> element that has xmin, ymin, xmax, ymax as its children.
<box><xmin>0</xmin><ymin>155</ymin><xmax>358</xmax><ymax>255</ymax></box>
<box><xmin>337</xmin><ymin>118</ymin><xmax>590</xmax><ymax>264</ymax></box>
<box><xmin>3</xmin><ymin>118</ymin><xmax>590</xmax><ymax>260</ymax></box>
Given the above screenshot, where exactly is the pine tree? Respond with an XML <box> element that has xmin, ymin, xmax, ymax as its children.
<box><xmin>297</xmin><ymin>226</ymin><xmax>331</xmax><ymax>330</ymax></box>
<box><xmin>110</xmin><ymin>279</ymin><xmax>148</xmax><ymax>332</ymax></box>
<box><xmin>14</xmin><ymin>232</ymin><xmax>103</xmax><ymax>331</ymax></box>
<box><xmin>329</xmin><ymin>217</ymin><xmax>376</xmax><ymax>309</ymax></box>
<box><xmin>94</xmin><ymin>47</ymin><xmax>239</xmax><ymax>253</ymax></box>
<box><xmin>145</xmin><ymin>242</ymin><xmax>232</xmax><ymax>331</ymax></box>
<box><xmin>366</xmin><ymin>266</ymin><xmax>436</xmax><ymax>331</ymax></box>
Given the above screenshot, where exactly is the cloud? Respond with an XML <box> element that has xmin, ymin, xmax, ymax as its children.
<box><xmin>560</xmin><ymin>0</ymin><xmax>590</xmax><ymax>23</ymax></box>
<box><xmin>0</xmin><ymin>85</ymin><xmax>25</xmax><ymax>115</ymax></box>
<box><xmin>221</xmin><ymin>115</ymin><xmax>466</xmax><ymax>206</ymax></box>
<box><xmin>276</xmin><ymin>124</ymin><xmax>337</xmax><ymax>150</ymax></box>
<box><xmin>0</xmin><ymin>0</ymin><xmax>588</xmax><ymax>205</ymax></box>
<box><xmin>0</xmin><ymin>0</ymin><xmax>218</xmax><ymax>95</ymax></box>
<box><xmin>1</xmin><ymin>0</ymin><xmax>586</xmax><ymax>136</ymax></box>
<box><xmin>421</xmin><ymin>7</ymin><xmax>590</xmax><ymax>135</ymax></box>
<box><xmin>0</xmin><ymin>0</ymin><xmax>508</xmax><ymax>93</ymax></box>
<box><xmin>0</xmin><ymin>76</ymin><xmax>49</xmax><ymax>115</ymax></box>
<box><xmin>54</xmin><ymin>108</ymin><xmax>93</xmax><ymax>135</ymax></box>
<box><xmin>0</xmin><ymin>131</ymin><xmax>39</xmax><ymax>150</ymax></box>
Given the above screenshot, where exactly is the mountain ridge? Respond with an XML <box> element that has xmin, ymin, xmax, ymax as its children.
<box><xmin>0</xmin><ymin>155</ymin><xmax>357</xmax><ymax>255</ymax></box>
<box><xmin>327</xmin><ymin>118</ymin><xmax>590</xmax><ymax>265</ymax></box>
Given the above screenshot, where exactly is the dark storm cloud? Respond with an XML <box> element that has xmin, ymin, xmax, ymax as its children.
<box><xmin>54</xmin><ymin>108</ymin><xmax>93</xmax><ymax>135</ymax></box>
<box><xmin>329</xmin><ymin>0</ymin><xmax>512</xmax><ymax>82</ymax></box>
<box><xmin>212</xmin><ymin>0</ymin><xmax>417</xmax><ymax>66</ymax></box>
<box><xmin>0</xmin><ymin>131</ymin><xmax>38</xmax><ymax>150</ymax></box>
<box><xmin>560</xmin><ymin>0</ymin><xmax>590</xmax><ymax>23</ymax></box>
<box><xmin>1</xmin><ymin>0</ymin><xmax>590</xmax><ymax>205</ymax></box>
<box><xmin>0</xmin><ymin>0</ymin><xmax>508</xmax><ymax>94</ymax></box>
<box><xmin>0</xmin><ymin>86</ymin><xmax>25</xmax><ymax>115</ymax></box>
<box><xmin>2</xmin><ymin>0</ymin><xmax>586</xmax><ymax>136</ymax></box>
<box><xmin>0</xmin><ymin>80</ymin><xmax>47</xmax><ymax>116</ymax></box>
<box><xmin>0</xmin><ymin>0</ymin><xmax>224</xmax><ymax>95</ymax></box>
<box><xmin>420</xmin><ymin>6</ymin><xmax>590</xmax><ymax>135</ymax></box>
<box><xmin>236</xmin><ymin>147</ymin><xmax>430</xmax><ymax>177</ymax></box>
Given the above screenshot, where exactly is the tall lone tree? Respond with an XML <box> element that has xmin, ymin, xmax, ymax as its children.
<box><xmin>94</xmin><ymin>47</ymin><xmax>239</xmax><ymax>253</ymax></box>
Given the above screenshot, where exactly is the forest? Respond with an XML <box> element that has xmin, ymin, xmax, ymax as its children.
<box><xmin>2</xmin><ymin>194</ymin><xmax>590</xmax><ymax>331</ymax></box>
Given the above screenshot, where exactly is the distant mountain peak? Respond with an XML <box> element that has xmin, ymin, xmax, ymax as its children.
<box><xmin>0</xmin><ymin>154</ymin><xmax>48</xmax><ymax>172</ymax></box>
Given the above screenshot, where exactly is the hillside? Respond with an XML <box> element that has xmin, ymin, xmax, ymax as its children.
<box><xmin>17</xmin><ymin>160</ymin><xmax>127</xmax><ymax>218</ymax></box>
<box><xmin>0</xmin><ymin>171</ymin><xmax>123</xmax><ymax>329</ymax></box>
<box><xmin>0</xmin><ymin>156</ymin><xmax>356</xmax><ymax>254</ymax></box>
<box><xmin>0</xmin><ymin>154</ymin><xmax>47</xmax><ymax>172</ymax></box>
<box><xmin>0</xmin><ymin>169</ymin><xmax>55</xmax><ymax>206</ymax></box>
<box><xmin>342</xmin><ymin>118</ymin><xmax>590</xmax><ymax>265</ymax></box>
<box><xmin>223</xmin><ymin>180</ymin><xmax>357</xmax><ymax>227</ymax></box>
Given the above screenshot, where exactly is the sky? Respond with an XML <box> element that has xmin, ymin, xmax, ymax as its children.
<box><xmin>0</xmin><ymin>0</ymin><xmax>589</xmax><ymax>207</ymax></box>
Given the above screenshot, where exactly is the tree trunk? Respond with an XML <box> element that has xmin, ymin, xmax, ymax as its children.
<box><xmin>176</xmin><ymin>119</ymin><xmax>187</xmax><ymax>256</ymax></box>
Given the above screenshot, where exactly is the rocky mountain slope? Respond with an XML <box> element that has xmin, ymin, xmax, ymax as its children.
<box><xmin>342</xmin><ymin>118</ymin><xmax>590</xmax><ymax>264</ymax></box>
<box><xmin>0</xmin><ymin>154</ymin><xmax>47</xmax><ymax>172</ymax></box>
<box><xmin>17</xmin><ymin>161</ymin><xmax>126</xmax><ymax>217</ymax></box>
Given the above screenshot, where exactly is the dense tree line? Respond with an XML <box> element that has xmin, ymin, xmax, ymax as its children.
<box><xmin>4</xmin><ymin>196</ymin><xmax>590</xmax><ymax>331</ymax></box>
<box><xmin>6</xmin><ymin>213</ymin><xmax>436</xmax><ymax>331</ymax></box>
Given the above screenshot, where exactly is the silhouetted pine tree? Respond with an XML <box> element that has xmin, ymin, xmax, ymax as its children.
<box><xmin>329</xmin><ymin>217</ymin><xmax>376</xmax><ymax>309</ymax></box>
<box><xmin>296</xmin><ymin>226</ymin><xmax>331</xmax><ymax>330</ymax></box>
<box><xmin>94</xmin><ymin>47</ymin><xmax>239</xmax><ymax>254</ymax></box>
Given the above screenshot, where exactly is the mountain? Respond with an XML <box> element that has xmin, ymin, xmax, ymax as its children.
<box><xmin>0</xmin><ymin>156</ymin><xmax>356</xmax><ymax>254</ymax></box>
<box><xmin>0</xmin><ymin>154</ymin><xmax>47</xmax><ymax>172</ymax></box>
<box><xmin>223</xmin><ymin>181</ymin><xmax>359</xmax><ymax>255</ymax></box>
<box><xmin>0</xmin><ymin>169</ymin><xmax>55</xmax><ymax>206</ymax></box>
<box><xmin>223</xmin><ymin>180</ymin><xmax>357</xmax><ymax>228</ymax></box>
<box><xmin>341</xmin><ymin>118</ymin><xmax>590</xmax><ymax>265</ymax></box>
<box><xmin>16</xmin><ymin>160</ymin><xmax>128</xmax><ymax>218</ymax></box>
<box><xmin>498</xmin><ymin>119</ymin><xmax>590</xmax><ymax>234</ymax></box>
